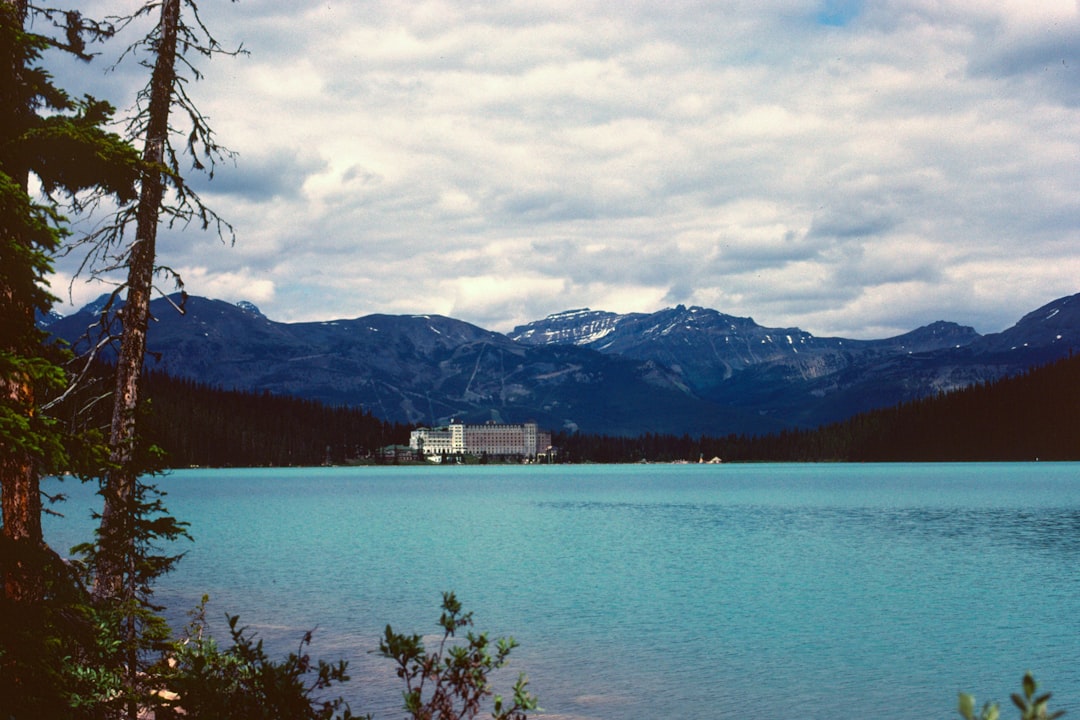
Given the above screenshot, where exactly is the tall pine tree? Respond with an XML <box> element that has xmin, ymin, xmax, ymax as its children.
<box><xmin>1</xmin><ymin>3</ymin><xmax>139</xmax><ymax>716</ymax></box>
<box><xmin>1</xmin><ymin>0</ymin><xmax>138</xmax><ymax>604</ymax></box>
<box><xmin>87</xmin><ymin>0</ymin><xmax>242</xmax><ymax>602</ymax></box>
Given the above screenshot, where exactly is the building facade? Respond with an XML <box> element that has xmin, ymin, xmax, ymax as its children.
<box><xmin>410</xmin><ymin>420</ymin><xmax>552</xmax><ymax>459</ymax></box>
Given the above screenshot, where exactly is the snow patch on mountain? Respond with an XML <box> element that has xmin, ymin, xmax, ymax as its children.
<box><xmin>236</xmin><ymin>301</ymin><xmax>264</xmax><ymax>317</ymax></box>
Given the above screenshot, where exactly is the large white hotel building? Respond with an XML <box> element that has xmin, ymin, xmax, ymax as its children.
<box><xmin>409</xmin><ymin>420</ymin><xmax>552</xmax><ymax>459</ymax></box>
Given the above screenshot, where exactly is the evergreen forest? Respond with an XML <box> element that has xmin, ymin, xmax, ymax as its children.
<box><xmin>123</xmin><ymin>352</ymin><xmax>1080</xmax><ymax>467</ymax></box>
<box><xmin>557</xmin><ymin>353</ymin><xmax>1080</xmax><ymax>463</ymax></box>
<box><xmin>139</xmin><ymin>372</ymin><xmax>412</xmax><ymax>467</ymax></box>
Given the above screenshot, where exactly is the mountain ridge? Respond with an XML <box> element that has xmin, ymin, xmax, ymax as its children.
<box><xmin>50</xmin><ymin>295</ymin><xmax>770</xmax><ymax>436</ymax></box>
<box><xmin>46</xmin><ymin>291</ymin><xmax>1080</xmax><ymax>436</ymax></box>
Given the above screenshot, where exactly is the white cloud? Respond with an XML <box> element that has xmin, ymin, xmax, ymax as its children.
<box><xmin>176</xmin><ymin>268</ymin><xmax>276</xmax><ymax>307</ymax></box>
<box><xmin>44</xmin><ymin>0</ymin><xmax>1080</xmax><ymax>338</ymax></box>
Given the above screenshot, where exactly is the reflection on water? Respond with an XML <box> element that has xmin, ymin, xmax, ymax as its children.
<box><xmin>538</xmin><ymin>488</ymin><xmax>1080</xmax><ymax>556</ymax></box>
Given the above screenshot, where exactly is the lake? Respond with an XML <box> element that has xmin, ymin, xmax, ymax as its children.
<box><xmin>43</xmin><ymin>463</ymin><xmax>1080</xmax><ymax>720</ymax></box>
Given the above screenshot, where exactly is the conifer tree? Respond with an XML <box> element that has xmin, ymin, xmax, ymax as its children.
<box><xmin>0</xmin><ymin>0</ymin><xmax>137</xmax><ymax>604</ymax></box>
<box><xmin>87</xmin><ymin>0</ymin><xmax>242</xmax><ymax>603</ymax></box>
<box><xmin>1</xmin><ymin>3</ymin><xmax>139</xmax><ymax>716</ymax></box>
<box><xmin>55</xmin><ymin>4</ymin><xmax>242</xmax><ymax>716</ymax></box>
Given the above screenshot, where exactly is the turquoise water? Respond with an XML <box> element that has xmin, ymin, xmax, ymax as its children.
<box><xmin>43</xmin><ymin>463</ymin><xmax>1080</xmax><ymax>719</ymax></box>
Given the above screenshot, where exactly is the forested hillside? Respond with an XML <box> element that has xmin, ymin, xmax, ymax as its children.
<box><xmin>139</xmin><ymin>373</ymin><xmax>411</xmax><ymax>467</ymax></box>
<box><xmin>46</xmin><ymin>365</ymin><xmax>409</xmax><ymax>468</ymax></box>
<box><xmin>557</xmin><ymin>353</ymin><xmax>1080</xmax><ymax>463</ymax></box>
<box><xmin>46</xmin><ymin>292</ymin><xmax>1080</xmax><ymax>437</ymax></box>
<box><xmin>836</xmin><ymin>351</ymin><xmax>1080</xmax><ymax>462</ymax></box>
<box><xmin>124</xmin><ymin>351</ymin><xmax>1080</xmax><ymax>467</ymax></box>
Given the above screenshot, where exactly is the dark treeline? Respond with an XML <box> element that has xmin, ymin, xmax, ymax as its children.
<box><xmin>65</xmin><ymin>352</ymin><xmax>1078</xmax><ymax>468</ymax></box>
<box><xmin>556</xmin><ymin>352</ymin><xmax>1080</xmax><ymax>463</ymax></box>
<box><xmin>49</xmin><ymin>363</ymin><xmax>411</xmax><ymax>467</ymax></box>
<box><xmin>138</xmin><ymin>372</ymin><xmax>411</xmax><ymax>467</ymax></box>
<box><xmin>838</xmin><ymin>351</ymin><xmax>1080</xmax><ymax>462</ymax></box>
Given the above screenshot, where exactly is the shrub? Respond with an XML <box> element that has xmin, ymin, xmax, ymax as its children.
<box><xmin>378</xmin><ymin>592</ymin><xmax>538</xmax><ymax>720</ymax></box>
<box><xmin>960</xmin><ymin>672</ymin><xmax>1064</xmax><ymax>720</ymax></box>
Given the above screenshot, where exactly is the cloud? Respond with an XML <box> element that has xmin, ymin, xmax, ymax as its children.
<box><xmin>42</xmin><ymin>0</ymin><xmax>1080</xmax><ymax>340</ymax></box>
<box><xmin>188</xmin><ymin>147</ymin><xmax>328</xmax><ymax>201</ymax></box>
<box><xmin>175</xmin><ymin>267</ymin><xmax>276</xmax><ymax>306</ymax></box>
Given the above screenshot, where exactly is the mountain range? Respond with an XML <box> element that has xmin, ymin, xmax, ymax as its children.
<box><xmin>44</xmin><ymin>292</ymin><xmax>1080</xmax><ymax>437</ymax></box>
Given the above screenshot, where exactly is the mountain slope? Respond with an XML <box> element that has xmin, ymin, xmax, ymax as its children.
<box><xmin>48</xmin><ymin>295</ymin><xmax>778</xmax><ymax>436</ymax></box>
<box><xmin>48</xmin><ymin>292</ymin><xmax>1080</xmax><ymax>435</ymax></box>
<box><xmin>510</xmin><ymin>296</ymin><xmax>1080</xmax><ymax>426</ymax></box>
<box><xmin>968</xmin><ymin>293</ymin><xmax>1080</xmax><ymax>355</ymax></box>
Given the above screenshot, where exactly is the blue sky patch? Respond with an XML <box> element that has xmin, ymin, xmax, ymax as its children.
<box><xmin>817</xmin><ymin>0</ymin><xmax>862</xmax><ymax>27</ymax></box>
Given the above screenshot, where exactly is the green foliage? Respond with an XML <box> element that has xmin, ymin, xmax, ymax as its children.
<box><xmin>121</xmin><ymin>478</ymin><xmax>189</xmax><ymax>597</ymax></box>
<box><xmin>1</xmin><ymin>0</ymin><xmax>139</xmax><ymax>498</ymax></box>
<box><xmin>137</xmin><ymin>371</ymin><xmax>410</xmax><ymax>467</ymax></box>
<box><xmin>0</xmin><ymin>351</ymin><xmax>67</xmax><ymax>463</ymax></box>
<box><xmin>555</xmin><ymin>353</ymin><xmax>1080</xmax><ymax>463</ymax></box>
<box><xmin>2</xmin><ymin>3</ymin><xmax>145</xmax><ymax>714</ymax></box>
<box><xmin>162</xmin><ymin>595</ymin><xmax>358</xmax><ymax>720</ymax></box>
<box><xmin>959</xmin><ymin>672</ymin><xmax>1065</xmax><ymax>720</ymax></box>
<box><xmin>0</xmin><ymin>537</ymin><xmax>124</xmax><ymax>720</ymax></box>
<box><xmin>24</xmin><ymin>95</ymin><xmax>139</xmax><ymax>203</ymax></box>
<box><xmin>73</xmin><ymin>474</ymin><xmax>190</xmax><ymax>694</ymax></box>
<box><xmin>379</xmin><ymin>592</ymin><xmax>538</xmax><ymax>720</ymax></box>
<box><xmin>0</xmin><ymin>165</ymin><xmax>73</xmax><ymax>475</ymax></box>
<box><xmin>73</xmin><ymin>471</ymin><xmax>191</xmax><ymax>601</ymax></box>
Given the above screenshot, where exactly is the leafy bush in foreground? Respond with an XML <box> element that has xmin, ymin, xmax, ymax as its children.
<box><xmin>379</xmin><ymin>592</ymin><xmax>538</xmax><ymax>720</ymax></box>
<box><xmin>960</xmin><ymin>672</ymin><xmax>1064</xmax><ymax>720</ymax></box>
<box><xmin>162</xmin><ymin>596</ymin><xmax>356</xmax><ymax>720</ymax></box>
<box><xmin>157</xmin><ymin>592</ymin><xmax>537</xmax><ymax>720</ymax></box>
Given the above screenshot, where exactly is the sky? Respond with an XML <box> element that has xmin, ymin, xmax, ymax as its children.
<box><xmin>42</xmin><ymin>0</ymin><xmax>1080</xmax><ymax>339</ymax></box>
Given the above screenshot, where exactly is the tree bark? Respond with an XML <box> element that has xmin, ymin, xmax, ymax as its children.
<box><xmin>0</xmin><ymin>0</ymin><xmax>44</xmax><ymax>605</ymax></box>
<box><xmin>93</xmin><ymin>0</ymin><xmax>181</xmax><ymax>603</ymax></box>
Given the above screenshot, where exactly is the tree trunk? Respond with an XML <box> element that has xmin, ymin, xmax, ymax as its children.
<box><xmin>0</xmin><ymin>0</ymin><xmax>44</xmax><ymax>605</ymax></box>
<box><xmin>93</xmin><ymin>0</ymin><xmax>180</xmax><ymax>603</ymax></box>
<box><xmin>0</xmin><ymin>385</ymin><xmax>43</xmax><ymax>604</ymax></box>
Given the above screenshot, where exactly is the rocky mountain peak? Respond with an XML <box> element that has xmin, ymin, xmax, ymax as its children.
<box><xmin>235</xmin><ymin>300</ymin><xmax>264</xmax><ymax>317</ymax></box>
<box><xmin>974</xmin><ymin>292</ymin><xmax>1080</xmax><ymax>353</ymax></box>
<box><xmin>885</xmin><ymin>321</ymin><xmax>980</xmax><ymax>353</ymax></box>
<box><xmin>43</xmin><ymin>291</ymin><xmax>1080</xmax><ymax>437</ymax></box>
<box><xmin>510</xmin><ymin>308</ymin><xmax>623</xmax><ymax>346</ymax></box>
